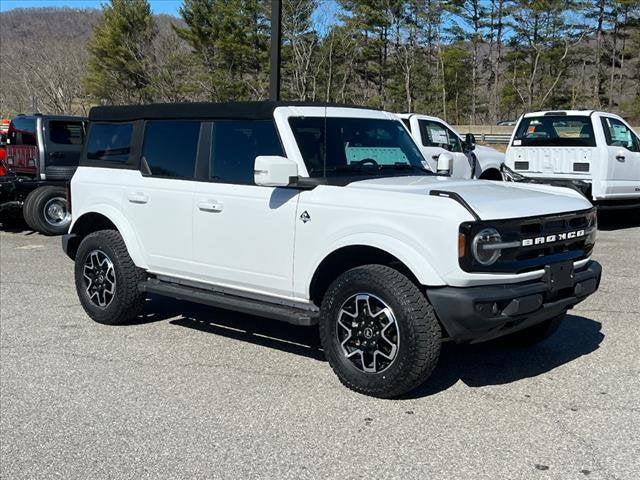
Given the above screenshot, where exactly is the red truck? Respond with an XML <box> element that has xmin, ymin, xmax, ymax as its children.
<box><xmin>0</xmin><ymin>114</ymin><xmax>87</xmax><ymax>234</ymax></box>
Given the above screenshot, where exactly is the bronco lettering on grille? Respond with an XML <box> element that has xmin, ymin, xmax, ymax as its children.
<box><xmin>521</xmin><ymin>230</ymin><xmax>586</xmax><ymax>247</ymax></box>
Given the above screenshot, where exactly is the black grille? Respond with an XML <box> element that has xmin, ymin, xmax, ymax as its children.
<box><xmin>460</xmin><ymin>208</ymin><xmax>596</xmax><ymax>273</ymax></box>
<box><xmin>514</xmin><ymin>161</ymin><xmax>529</xmax><ymax>170</ymax></box>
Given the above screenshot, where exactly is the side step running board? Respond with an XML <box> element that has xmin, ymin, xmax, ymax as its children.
<box><xmin>139</xmin><ymin>279</ymin><xmax>319</xmax><ymax>327</ymax></box>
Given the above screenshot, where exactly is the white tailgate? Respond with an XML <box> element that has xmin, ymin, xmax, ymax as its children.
<box><xmin>507</xmin><ymin>147</ymin><xmax>595</xmax><ymax>177</ymax></box>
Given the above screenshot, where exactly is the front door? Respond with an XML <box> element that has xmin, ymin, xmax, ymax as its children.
<box><xmin>599</xmin><ymin>116</ymin><xmax>640</xmax><ymax>199</ymax></box>
<box><xmin>191</xmin><ymin>119</ymin><xmax>298</xmax><ymax>299</ymax></box>
<box><xmin>417</xmin><ymin>119</ymin><xmax>472</xmax><ymax>179</ymax></box>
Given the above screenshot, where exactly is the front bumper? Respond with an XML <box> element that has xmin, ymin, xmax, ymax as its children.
<box><xmin>427</xmin><ymin>260</ymin><xmax>602</xmax><ymax>343</ymax></box>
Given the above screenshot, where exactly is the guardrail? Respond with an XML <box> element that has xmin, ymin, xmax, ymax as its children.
<box><xmin>453</xmin><ymin>124</ymin><xmax>640</xmax><ymax>145</ymax></box>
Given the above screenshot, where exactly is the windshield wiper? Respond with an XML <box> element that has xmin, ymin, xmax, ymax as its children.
<box><xmin>380</xmin><ymin>164</ymin><xmax>433</xmax><ymax>174</ymax></box>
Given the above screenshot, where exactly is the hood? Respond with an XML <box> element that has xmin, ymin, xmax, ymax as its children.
<box><xmin>346</xmin><ymin>176</ymin><xmax>592</xmax><ymax>220</ymax></box>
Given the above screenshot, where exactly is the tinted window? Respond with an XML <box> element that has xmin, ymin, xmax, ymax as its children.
<box><xmin>600</xmin><ymin>117</ymin><xmax>640</xmax><ymax>152</ymax></box>
<box><xmin>49</xmin><ymin>121</ymin><xmax>85</xmax><ymax>145</ymax></box>
<box><xmin>211</xmin><ymin>120</ymin><xmax>283</xmax><ymax>184</ymax></box>
<box><xmin>290</xmin><ymin>117</ymin><xmax>428</xmax><ymax>177</ymax></box>
<box><xmin>513</xmin><ymin>115</ymin><xmax>596</xmax><ymax>147</ymax></box>
<box><xmin>142</xmin><ymin>121</ymin><xmax>200</xmax><ymax>179</ymax></box>
<box><xmin>86</xmin><ymin>123</ymin><xmax>133</xmax><ymax>163</ymax></box>
<box><xmin>9</xmin><ymin>117</ymin><xmax>37</xmax><ymax>146</ymax></box>
<box><xmin>419</xmin><ymin>120</ymin><xmax>462</xmax><ymax>152</ymax></box>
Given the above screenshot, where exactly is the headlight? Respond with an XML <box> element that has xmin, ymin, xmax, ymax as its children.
<box><xmin>472</xmin><ymin>228</ymin><xmax>502</xmax><ymax>265</ymax></box>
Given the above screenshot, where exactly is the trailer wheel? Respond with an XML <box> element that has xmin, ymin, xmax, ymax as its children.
<box><xmin>23</xmin><ymin>186</ymin><xmax>71</xmax><ymax>235</ymax></box>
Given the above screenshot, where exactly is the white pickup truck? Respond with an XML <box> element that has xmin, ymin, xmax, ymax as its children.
<box><xmin>504</xmin><ymin>110</ymin><xmax>640</xmax><ymax>207</ymax></box>
<box><xmin>397</xmin><ymin>113</ymin><xmax>505</xmax><ymax>180</ymax></box>
<box><xmin>63</xmin><ymin>102</ymin><xmax>601</xmax><ymax>398</ymax></box>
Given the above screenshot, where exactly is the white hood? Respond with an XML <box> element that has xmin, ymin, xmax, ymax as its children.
<box><xmin>346</xmin><ymin>176</ymin><xmax>592</xmax><ymax>220</ymax></box>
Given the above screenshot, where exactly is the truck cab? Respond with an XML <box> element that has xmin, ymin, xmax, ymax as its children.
<box><xmin>504</xmin><ymin>110</ymin><xmax>640</xmax><ymax>207</ymax></box>
<box><xmin>397</xmin><ymin>113</ymin><xmax>505</xmax><ymax>180</ymax></box>
<box><xmin>0</xmin><ymin>114</ymin><xmax>87</xmax><ymax>234</ymax></box>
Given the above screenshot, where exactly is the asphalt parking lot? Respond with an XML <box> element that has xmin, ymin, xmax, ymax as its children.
<box><xmin>1</xmin><ymin>211</ymin><xmax>639</xmax><ymax>480</ymax></box>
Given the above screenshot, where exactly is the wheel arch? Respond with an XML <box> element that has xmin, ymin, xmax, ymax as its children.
<box><xmin>67</xmin><ymin>207</ymin><xmax>147</xmax><ymax>268</ymax></box>
<box><xmin>308</xmin><ymin>241</ymin><xmax>444</xmax><ymax>305</ymax></box>
<box><xmin>479</xmin><ymin>167</ymin><xmax>503</xmax><ymax>181</ymax></box>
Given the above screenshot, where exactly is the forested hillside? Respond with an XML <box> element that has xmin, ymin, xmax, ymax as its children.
<box><xmin>1</xmin><ymin>1</ymin><xmax>639</xmax><ymax>123</ymax></box>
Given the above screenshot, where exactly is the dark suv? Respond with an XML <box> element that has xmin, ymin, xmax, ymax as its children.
<box><xmin>0</xmin><ymin>114</ymin><xmax>87</xmax><ymax>234</ymax></box>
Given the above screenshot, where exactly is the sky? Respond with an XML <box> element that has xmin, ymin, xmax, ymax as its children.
<box><xmin>0</xmin><ymin>0</ymin><xmax>183</xmax><ymax>15</ymax></box>
<box><xmin>0</xmin><ymin>0</ymin><xmax>341</xmax><ymax>20</ymax></box>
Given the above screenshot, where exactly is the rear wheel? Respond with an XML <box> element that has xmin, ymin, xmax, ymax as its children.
<box><xmin>319</xmin><ymin>265</ymin><xmax>441</xmax><ymax>398</ymax></box>
<box><xmin>75</xmin><ymin>230</ymin><xmax>147</xmax><ymax>325</ymax></box>
<box><xmin>23</xmin><ymin>186</ymin><xmax>71</xmax><ymax>235</ymax></box>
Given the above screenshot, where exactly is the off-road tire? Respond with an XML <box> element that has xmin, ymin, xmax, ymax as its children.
<box><xmin>501</xmin><ymin>314</ymin><xmax>564</xmax><ymax>346</ymax></box>
<box><xmin>319</xmin><ymin>264</ymin><xmax>441</xmax><ymax>398</ymax></box>
<box><xmin>75</xmin><ymin>230</ymin><xmax>147</xmax><ymax>325</ymax></box>
<box><xmin>22</xmin><ymin>186</ymin><xmax>70</xmax><ymax>235</ymax></box>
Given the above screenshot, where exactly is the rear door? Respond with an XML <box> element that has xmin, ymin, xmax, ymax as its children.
<box><xmin>598</xmin><ymin>115</ymin><xmax>640</xmax><ymax>199</ymax></box>
<box><xmin>123</xmin><ymin>120</ymin><xmax>201</xmax><ymax>275</ymax></box>
<box><xmin>44</xmin><ymin>118</ymin><xmax>86</xmax><ymax>168</ymax></box>
<box><xmin>416</xmin><ymin>119</ymin><xmax>471</xmax><ymax>178</ymax></box>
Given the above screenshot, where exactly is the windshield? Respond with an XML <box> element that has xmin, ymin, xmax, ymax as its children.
<box><xmin>289</xmin><ymin>117</ymin><xmax>431</xmax><ymax>178</ymax></box>
<box><xmin>513</xmin><ymin>115</ymin><xmax>596</xmax><ymax>147</ymax></box>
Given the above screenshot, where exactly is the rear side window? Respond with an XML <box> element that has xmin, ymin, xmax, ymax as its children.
<box><xmin>600</xmin><ymin>117</ymin><xmax>640</xmax><ymax>152</ymax></box>
<box><xmin>418</xmin><ymin>120</ymin><xmax>462</xmax><ymax>152</ymax></box>
<box><xmin>86</xmin><ymin>123</ymin><xmax>133</xmax><ymax>163</ymax></box>
<box><xmin>142</xmin><ymin>121</ymin><xmax>200</xmax><ymax>179</ymax></box>
<box><xmin>9</xmin><ymin>117</ymin><xmax>37</xmax><ymax>146</ymax></box>
<box><xmin>513</xmin><ymin>116</ymin><xmax>596</xmax><ymax>147</ymax></box>
<box><xmin>211</xmin><ymin>120</ymin><xmax>283</xmax><ymax>185</ymax></box>
<box><xmin>49</xmin><ymin>121</ymin><xmax>85</xmax><ymax>145</ymax></box>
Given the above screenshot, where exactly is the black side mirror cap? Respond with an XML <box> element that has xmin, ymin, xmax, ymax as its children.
<box><xmin>465</xmin><ymin>133</ymin><xmax>476</xmax><ymax>151</ymax></box>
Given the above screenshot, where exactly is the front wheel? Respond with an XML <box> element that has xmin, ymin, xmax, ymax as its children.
<box><xmin>319</xmin><ymin>265</ymin><xmax>441</xmax><ymax>398</ymax></box>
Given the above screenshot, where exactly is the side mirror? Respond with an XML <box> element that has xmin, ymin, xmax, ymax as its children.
<box><xmin>464</xmin><ymin>133</ymin><xmax>476</xmax><ymax>152</ymax></box>
<box><xmin>254</xmin><ymin>155</ymin><xmax>298</xmax><ymax>187</ymax></box>
<box><xmin>437</xmin><ymin>153</ymin><xmax>453</xmax><ymax>176</ymax></box>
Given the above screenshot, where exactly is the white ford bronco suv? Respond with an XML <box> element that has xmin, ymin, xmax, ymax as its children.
<box><xmin>504</xmin><ymin>110</ymin><xmax>640</xmax><ymax>208</ymax></box>
<box><xmin>396</xmin><ymin>113</ymin><xmax>505</xmax><ymax>180</ymax></box>
<box><xmin>63</xmin><ymin>102</ymin><xmax>602</xmax><ymax>398</ymax></box>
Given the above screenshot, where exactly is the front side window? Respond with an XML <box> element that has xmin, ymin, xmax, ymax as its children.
<box><xmin>289</xmin><ymin>117</ymin><xmax>428</xmax><ymax>178</ymax></box>
<box><xmin>600</xmin><ymin>117</ymin><xmax>640</xmax><ymax>152</ymax></box>
<box><xmin>211</xmin><ymin>120</ymin><xmax>283</xmax><ymax>185</ymax></box>
<box><xmin>49</xmin><ymin>121</ymin><xmax>85</xmax><ymax>145</ymax></box>
<box><xmin>513</xmin><ymin>116</ymin><xmax>596</xmax><ymax>147</ymax></box>
<box><xmin>142</xmin><ymin>121</ymin><xmax>200</xmax><ymax>179</ymax></box>
<box><xmin>419</xmin><ymin>120</ymin><xmax>462</xmax><ymax>152</ymax></box>
<box><xmin>86</xmin><ymin>123</ymin><xmax>133</xmax><ymax>163</ymax></box>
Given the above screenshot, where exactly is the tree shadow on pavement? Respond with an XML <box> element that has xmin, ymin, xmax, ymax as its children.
<box><xmin>406</xmin><ymin>314</ymin><xmax>603</xmax><ymax>399</ymax></box>
<box><xmin>140</xmin><ymin>295</ymin><xmax>603</xmax><ymax>396</ymax></box>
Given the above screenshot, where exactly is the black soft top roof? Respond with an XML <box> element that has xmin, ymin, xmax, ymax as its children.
<box><xmin>89</xmin><ymin>101</ymin><xmax>374</xmax><ymax>122</ymax></box>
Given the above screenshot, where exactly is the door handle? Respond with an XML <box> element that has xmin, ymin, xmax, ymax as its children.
<box><xmin>127</xmin><ymin>192</ymin><xmax>149</xmax><ymax>204</ymax></box>
<box><xmin>432</xmin><ymin>155</ymin><xmax>440</xmax><ymax>160</ymax></box>
<box><xmin>197</xmin><ymin>200</ymin><xmax>224</xmax><ymax>212</ymax></box>
<box><xmin>616</xmin><ymin>153</ymin><xmax>626</xmax><ymax>162</ymax></box>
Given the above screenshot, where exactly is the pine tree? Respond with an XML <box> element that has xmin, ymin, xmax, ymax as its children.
<box><xmin>84</xmin><ymin>0</ymin><xmax>156</xmax><ymax>104</ymax></box>
<box><xmin>174</xmin><ymin>0</ymin><xmax>270</xmax><ymax>101</ymax></box>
